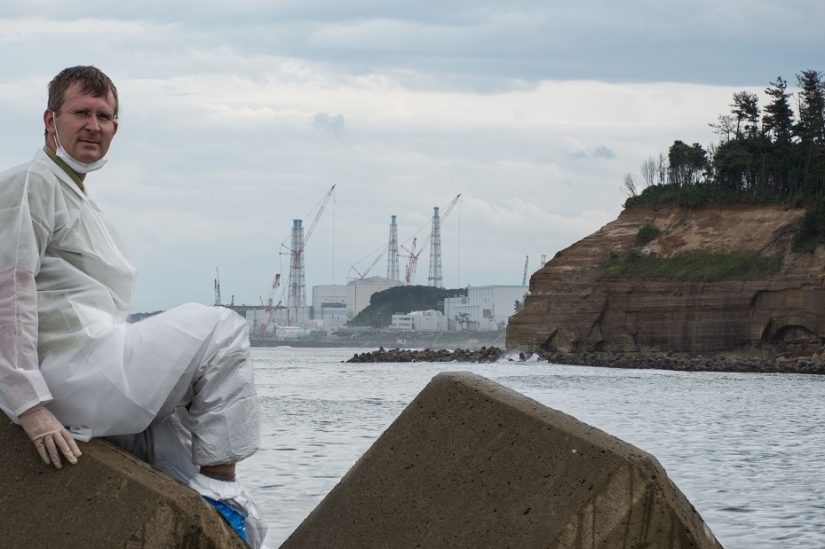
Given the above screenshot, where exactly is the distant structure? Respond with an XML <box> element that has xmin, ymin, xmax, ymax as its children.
<box><xmin>387</xmin><ymin>215</ymin><xmax>400</xmax><ymax>282</ymax></box>
<box><xmin>213</xmin><ymin>267</ymin><xmax>221</xmax><ymax>306</ymax></box>
<box><xmin>428</xmin><ymin>206</ymin><xmax>443</xmax><ymax>288</ymax></box>
<box><xmin>541</xmin><ymin>254</ymin><xmax>547</xmax><ymax>266</ymax></box>
<box><xmin>347</xmin><ymin>277</ymin><xmax>402</xmax><ymax>319</ymax></box>
<box><xmin>444</xmin><ymin>285</ymin><xmax>529</xmax><ymax>331</ymax></box>
<box><xmin>522</xmin><ymin>256</ymin><xmax>529</xmax><ymax>286</ymax></box>
<box><xmin>287</xmin><ymin>219</ymin><xmax>306</xmax><ymax>321</ymax></box>
<box><xmin>279</xmin><ymin>185</ymin><xmax>335</xmax><ymax>326</ymax></box>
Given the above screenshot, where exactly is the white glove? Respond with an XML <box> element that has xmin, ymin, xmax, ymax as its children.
<box><xmin>18</xmin><ymin>405</ymin><xmax>82</xmax><ymax>469</ymax></box>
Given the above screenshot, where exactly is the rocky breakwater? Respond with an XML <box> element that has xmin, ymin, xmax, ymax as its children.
<box><xmin>537</xmin><ymin>350</ymin><xmax>825</xmax><ymax>374</ymax></box>
<box><xmin>347</xmin><ymin>346</ymin><xmax>504</xmax><ymax>363</ymax></box>
<box><xmin>508</xmin><ymin>204</ymin><xmax>825</xmax><ymax>359</ymax></box>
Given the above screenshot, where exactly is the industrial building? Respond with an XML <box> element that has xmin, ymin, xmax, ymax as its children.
<box><xmin>347</xmin><ymin>277</ymin><xmax>402</xmax><ymax>319</ymax></box>
<box><xmin>239</xmin><ymin>192</ymin><xmax>535</xmax><ymax>339</ymax></box>
<box><xmin>312</xmin><ymin>284</ymin><xmax>348</xmax><ymax>332</ymax></box>
<box><xmin>444</xmin><ymin>285</ymin><xmax>528</xmax><ymax>331</ymax></box>
<box><xmin>391</xmin><ymin>310</ymin><xmax>447</xmax><ymax>331</ymax></box>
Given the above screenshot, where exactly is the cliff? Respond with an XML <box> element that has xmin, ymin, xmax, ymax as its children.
<box><xmin>507</xmin><ymin>204</ymin><xmax>825</xmax><ymax>357</ymax></box>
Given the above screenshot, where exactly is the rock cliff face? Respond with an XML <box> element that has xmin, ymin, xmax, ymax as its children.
<box><xmin>507</xmin><ymin>204</ymin><xmax>825</xmax><ymax>357</ymax></box>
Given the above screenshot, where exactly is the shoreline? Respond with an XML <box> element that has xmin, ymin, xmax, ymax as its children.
<box><xmin>535</xmin><ymin>350</ymin><xmax>825</xmax><ymax>374</ymax></box>
<box><xmin>344</xmin><ymin>346</ymin><xmax>825</xmax><ymax>374</ymax></box>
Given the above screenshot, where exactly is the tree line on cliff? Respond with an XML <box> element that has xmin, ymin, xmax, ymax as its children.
<box><xmin>624</xmin><ymin>69</ymin><xmax>825</xmax><ymax>208</ymax></box>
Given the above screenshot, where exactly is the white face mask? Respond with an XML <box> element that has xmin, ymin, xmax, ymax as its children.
<box><xmin>53</xmin><ymin>113</ymin><xmax>108</xmax><ymax>173</ymax></box>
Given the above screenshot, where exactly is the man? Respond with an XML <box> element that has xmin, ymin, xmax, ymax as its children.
<box><xmin>0</xmin><ymin>66</ymin><xmax>267</xmax><ymax>548</ymax></box>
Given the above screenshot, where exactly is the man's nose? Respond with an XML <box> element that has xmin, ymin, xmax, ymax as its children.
<box><xmin>84</xmin><ymin>115</ymin><xmax>102</xmax><ymax>132</ymax></box>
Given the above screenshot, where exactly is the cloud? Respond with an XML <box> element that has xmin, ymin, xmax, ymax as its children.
<box><xmin>312</xmin><ymin>112</ymin><xmax>345</xmax><ymax>137</ymax></box>
<box><xmin>1</xmin><ymin>1</ymin><xmax>822</xmax><ymax>310</ymax></box>
<box><xmin>593</xmin><ymin>145</ymin><xmax>615</xmax><ymax>159</ymax></box>
<box><xmin>566</xmin><ymin>145</ymin><xmax>616</xmax><ymax>160</ymax></box>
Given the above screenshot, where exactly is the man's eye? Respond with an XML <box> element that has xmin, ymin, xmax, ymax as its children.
<box><xmin>97</xmin><ymin>113</ymin><xmax>113</xmax><ymax>123</ymax></box>
<box><xmin>71</xmin><ymin>109</ymin><xmax>91</xmax><ymax>118</ymax></box>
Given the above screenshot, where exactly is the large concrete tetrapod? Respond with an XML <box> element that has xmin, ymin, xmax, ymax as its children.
<box><xmin>0</xmin><ymin>420</ymin><xmax>246</xmax><ymax>549</ymax></box>
<box><xmin>282</xmin><ymin>371</ymin><xmax>722</xmax><ymax>549</ymax></box>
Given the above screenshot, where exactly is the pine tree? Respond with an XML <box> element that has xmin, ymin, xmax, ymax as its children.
<box><xmin>796</xmin><ymin>70</ymin><xmax>825</xmax><ymax>144</ymax></box>
<box><xmin>763</xmin><ymin>77</ymin><xmax>794</xmax><ymax>145</ymax></box>
<box><xmin>731</xmin><ymin>91</ymin><xmax>760</xmax><ymax>137</ymax></box>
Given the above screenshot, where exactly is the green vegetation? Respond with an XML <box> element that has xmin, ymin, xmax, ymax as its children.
<box><xmin>623</xmin><ymin>69</ymin><xmax>825</xmax><ymax>210</ymax></box>
<box><xmin>603</xmin><ymin>250</ymin><xmax>783</xmax><ymax>282</ymax></box>
<box><xmin>792</xmin><ymin>198</ymin><xmax>825</xmax><ymax>253</ymax></box>
<box><xmin>635</xmin><ymin>223</ymin><xmax>661</xmax><ymax>246</ymax></box>
<box><xmin>350</xmin><ymin>285</ymin><xmax>466</xmax><ymax>328</ymax></box>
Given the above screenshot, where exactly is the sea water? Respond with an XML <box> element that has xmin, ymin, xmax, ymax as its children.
<box><xmin>243</xmin><ymin>347</ymin><xmax>825</xmax><ymax>548</ymax></box>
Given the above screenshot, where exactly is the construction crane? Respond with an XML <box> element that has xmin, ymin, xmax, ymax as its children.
<box><xmin>214</xmin><ymin>267</ymin><xmax>221</xmax><ymax>306</ymax></box>
<box><xmin>281</xmin><ymin>184</ymin><xmax>336</xmax><ymax>324</ymax></box>
<box><xmin>401</xmin><ymin>194</ymin><xmax>461</xmax><ymax>285</ymax></box>
<box><xmin>522</xmin><ymin>256</ymin><xmax>529</xmax><ymax>286</ymax></box>
<box><xmin>257</xmin><ymin>274</ymin><xmax>282</xmax><ymax>337</ymax></box>
<box><xmin>348</xmin><ymin>242</ymin><xmax>389</xmax><ymax>280</ymax></box>
<box><xmin>348</xmin><ymin>216</ymin><xmax>400</xmax><ymax>281</ymax></box>
<box><xmin>402</xmin><ymin>238</ymin><xmax>418</xmax><ymax>285</ymax></box>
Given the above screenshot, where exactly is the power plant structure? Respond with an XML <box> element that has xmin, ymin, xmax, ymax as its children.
<box><xmin>387</xmin><ymin>215</ymin><xmax>400</xmax><ymax>282</ymax></box>
<box><xmin>428</xmin><ymin>207</ymin><xmax>443</xmax><ymax>288</ymax></box>
<box><xmin>286</xmin><ymin>219</ymin><xmax>307</xmax><ymax>319</ymax></box>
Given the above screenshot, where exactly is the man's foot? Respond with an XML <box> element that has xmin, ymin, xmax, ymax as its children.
<box><xmin>189</xmin><ymin>473</ymin><xmax>268</xmax><ymax>548</ymax></box>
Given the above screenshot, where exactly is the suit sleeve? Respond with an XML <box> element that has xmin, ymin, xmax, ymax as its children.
<box><xmin>0</xmin><ymin>166</ymin><xmax>55</xmax><ymax>419</ymax></box>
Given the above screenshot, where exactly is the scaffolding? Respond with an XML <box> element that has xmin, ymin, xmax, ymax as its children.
<box><xmin>387</xmin><ymin>215</ymin><xmax>400</xmax><ymax>282</ymax></box>
<box><xmin>428</xmin><ymin>206</ymin><xmax>443</xmax><ymax>288</ymax></box>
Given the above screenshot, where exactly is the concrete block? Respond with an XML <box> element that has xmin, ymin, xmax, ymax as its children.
<box><xmin>282</xmin><ymin>372</ymin><xmax>723</xmax><ymax>549</ymax></box>
<box><xmin>0</xmin><ymin>419</ymin><xmax>246</xmax><ymax>549</ymax></box>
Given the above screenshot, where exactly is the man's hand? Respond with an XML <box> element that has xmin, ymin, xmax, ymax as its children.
<box><xmin>18</xmin><ymin>405</ymin><xmax>82</xmax><ymax>469</ymax></box>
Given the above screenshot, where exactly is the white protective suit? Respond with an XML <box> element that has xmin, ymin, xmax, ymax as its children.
<box><xmin>0</xmin><ymin>148</ymin><xmax>260</xmax><ymax>465</ymax></box>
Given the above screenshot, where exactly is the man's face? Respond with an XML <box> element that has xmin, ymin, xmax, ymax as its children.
<box><xmin>44</xmin><ymin>82</ymin><xmax>118</xmax><ymax>163</ymax></box>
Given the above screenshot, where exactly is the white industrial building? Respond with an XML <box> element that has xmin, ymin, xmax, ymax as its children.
<box><xmin>443</xmin><ymin>285</ymin><xmax>528</xmax><ymax>331</ymax></box>
<box><xmin>312</xmin><ymin>284</ymin><xmax>348</xmax><ymax>332</ymax></box>
<box><xmin>346</xmin><ymin>277</ymin><xmax>402</xmax><ymax>319</ymax></box>
<box><xmin>391</xmin><ymin>310</ymin><xmax>447</xmax><ymax>331</ymax></box>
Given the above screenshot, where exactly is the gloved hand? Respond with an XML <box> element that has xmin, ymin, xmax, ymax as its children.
<box><xmin>18</xmin><ymin>405</ymin><xmax>82</xmax><ymax>469</ymax></box>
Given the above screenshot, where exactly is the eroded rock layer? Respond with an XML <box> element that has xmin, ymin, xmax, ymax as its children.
<box><xmin>507</xmin><ymin>204</ymin><xmax>825</xmax><ymax>356</ymax></box>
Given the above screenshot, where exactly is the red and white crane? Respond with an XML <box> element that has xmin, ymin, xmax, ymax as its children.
<box><xmin>257</xmin><ymin>273</ymin><xmax>282</xmax><ymax>338</ymax></box>
<box><xmin>282</xmin><ymin>185</ymin><xmax>336</xmax><ymax>324</ymax></box>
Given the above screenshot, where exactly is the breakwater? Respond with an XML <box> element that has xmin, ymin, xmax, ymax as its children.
<box><xmin>535</xmin><ymin>350</ymin><xmax>825</xmax><ymax>374</ymax></box>
<box><xmin>347</xmin><ymin>346</ymin><xmax>825</xmax><ymax>374</ymax></box>
<box><xmin>347</xmin><ymin>346</ymin><xmax>504</xmax><ymax>363</ymax></box>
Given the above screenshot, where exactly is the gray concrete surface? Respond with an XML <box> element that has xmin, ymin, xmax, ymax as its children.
<box><xmin>0</xmin><ymin>419</ymin><xmax>246</xmax><ymax>549</ymax></box>
<box><xmin>282</xmin><ymin>371</ymin><xmax>723</xmax><ymax>549</ymax></box>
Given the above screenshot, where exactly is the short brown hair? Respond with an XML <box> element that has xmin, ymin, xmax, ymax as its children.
<box><xmin>47</xmin><ymin>66</ymin><xmax>119</xmax><ymax>116</ymax></box>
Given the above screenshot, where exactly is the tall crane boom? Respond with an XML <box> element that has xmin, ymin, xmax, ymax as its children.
<box><xmin>522</xmin><ymin>256</ymin><xmax>529</xmax><ymax>286</ymax></box>
<box><xmin>283</xmin><ymin>184</ymin><xmax>336</xmax><ymax>320</ymax></box>
<box><xmin>258</xmin><ymin>274</ymin><xmax>282</xmax><ymax>337</ymax></box>
<box><xmin>402</xmin><ymin>238</ymin><xmax>418</xmax><ymax>284</ymax></box>
<box><xmin>301</xmin><ymin>185</ymin><xmax>336</xmax><ymax>253</ymax></box>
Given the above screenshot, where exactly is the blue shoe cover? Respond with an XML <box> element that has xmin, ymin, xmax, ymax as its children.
<box><xmin>204</xmin><ymin>495</ymin><xmax>248</xmax><ymax>543</ymax></box>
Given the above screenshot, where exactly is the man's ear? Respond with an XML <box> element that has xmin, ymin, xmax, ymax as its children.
<box><xmin>43</xmin><ymin>109</ymin><xmax>56</xmax><ymax>132</ymax></box>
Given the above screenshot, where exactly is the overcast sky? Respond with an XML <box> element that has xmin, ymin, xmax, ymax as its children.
<box><xmin>1</xmin><ymin>1</ymin><xmax>822</xmax><ymax>312</ymax></box>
